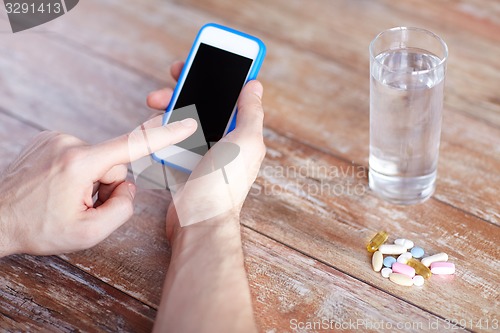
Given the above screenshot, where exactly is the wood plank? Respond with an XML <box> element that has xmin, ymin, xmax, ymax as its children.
<box><xmin>0</xmin><ymin>33</ymin><xmax>156</xmax><ymax>144</ymax></box>
<box><xmin>0</xmin><ymin>0</ymin><xmax>497</xmax><ymax>223</ymax></box>
<box><xmin>0</xmin><ymin>255</ymin><xmax>155</xmax><ymax>332</ymax></box>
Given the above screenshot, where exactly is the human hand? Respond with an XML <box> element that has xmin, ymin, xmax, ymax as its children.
<box><xmin>0</xmin><ymin>108</ymin><xmax>197</xmax><ymax>257</ymax></box>
<box><xmin>146</xmin><ymin>62</ymin><xmax>266</xmax><ymax>240</ymax></box>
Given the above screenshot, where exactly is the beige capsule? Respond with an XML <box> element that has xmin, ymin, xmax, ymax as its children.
<box><xmin>389</xmin><ymin>273</ymin><xmax>414</xmax><ymax>286</ymax></box>
<box><xmin>372</xmin><ymin>250</ymin><xmax>383</xmax><ymax>272</ymax></box>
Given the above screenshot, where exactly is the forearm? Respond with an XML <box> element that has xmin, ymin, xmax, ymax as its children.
<box><xmin>154</xmin><ymin>214</ymin><xmax>257</xmax><ymax>333</ymax></box>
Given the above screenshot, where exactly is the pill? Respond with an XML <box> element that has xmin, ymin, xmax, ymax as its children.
<box><xmin>413</xmin><ymin>275</ymin><xmax>425</xmax><ymax>286</ymax></box>
<box><xmin>381</xmin><ymin>268</ymin><xmax>392</xmax><ymax>278</ymax></box>
<box><xmin>389</xmin><ymin>273</ymin><xmax>414</xmax><ymax>286</ymax></box>
<box><xmin>421</xmin><ymin>253</ymin><xmax>448</xmax><ymax>267</ymax></box>
<box><xmin>394</xmin><ymin>238</ymin><xmax>414</xmax><ymax>249</ymax></box>
<box><xmin>367</xmin><ymin>231</ymin><xmax>389</xmax><ymax>252</ymax></box>
<box><xmin>406</xmin><ymin>258</ymin><xmax>432</xmax><ymax>279</ymax></box>
<box><xmin>392</xmin><ymin>262</ymin><xmax>416</xmax><ymax>278</ymax></box>
<box><xmin>410</xmin><ymin>246</ymin><xmax>425</xmax><ymax>258</ymax></box>
<box><xmin>383</xmin><ymin>256</ymin><xmax>396</xmax><ymax>268</ymax></box>
<box><xmin>430</xmin><ymin>262</ymin><xmax>455</xmax><ymax>275</ymax></box>
<box><xmin>372</xmin><ymin>251</ymin><xmax>383</xmax><ymax>272</ymax></box>
<box><xmin>379</xmin><ymin>244</ymin><xmax>407</xmax><ymax>255</ymax></box>
<box><xmin>397</xmin><ymin>252</ymin><xmax>413</xmax><ymax>264</ymax></box>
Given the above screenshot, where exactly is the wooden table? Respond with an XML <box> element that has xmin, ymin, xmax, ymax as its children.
<box><xmin>1</xmin><ymin>0</ymin><xmax>499</xmax><ymax>332</ymax></box>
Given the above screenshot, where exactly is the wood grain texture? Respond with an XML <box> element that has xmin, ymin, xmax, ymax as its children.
<box><xmin>174</xmin><ymin>0</ymin><xmax>500</xmax><ymax>126</ymax></box>
<box><xmin>8</xmin><ymin>0</ymin><xmax>496</xmax><ymax>223</ymax></box>
<box><xmin>0</xmin><ymin>33</ymin><xmax>156</xmax><ymax>143</ymax></box>
<box><xmin>1</xmin><ymin>111</ymin><xmax>487</xmax><ymax>332</ymax></box>
<box><xmin>0</xmin><ymin>255</ymin><xmax>155</xmax><ymax>332</ymax></box>
<box><xmin>0</xmin><ymin>114</ymin><xmax>469</xmax><ymax>333</ymax></box>
<box><xmin>0</xmin><ymin>0</ymin><xmax>499</xmax><ymax>332</ymax></box>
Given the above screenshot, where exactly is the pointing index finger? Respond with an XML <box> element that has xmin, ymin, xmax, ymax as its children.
<box><xmin>91</xmin><ymin>115</ymin><xmax>197</xmax><ymax>170</ymax></box>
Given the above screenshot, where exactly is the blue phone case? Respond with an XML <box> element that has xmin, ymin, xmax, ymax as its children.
<box><xmin>152</xmin><ymin>23</ymin><xmax>266</xmax><ymax>172</ymax></box>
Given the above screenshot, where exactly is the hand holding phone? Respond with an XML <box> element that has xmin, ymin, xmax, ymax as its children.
<box><xmin>153</xmin><ymin>23</ymin><xmax>266</xmax><ymax>172</ymax></box>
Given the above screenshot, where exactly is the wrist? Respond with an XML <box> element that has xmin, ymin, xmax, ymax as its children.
<box><xmin>169</xmin><ymin>210</ymin><xmax>243</xmax><ymax>258</ymax></box>
<box><xmin>167</xmin><ymin>204</ymin><xmax>240</xmax><ymax>240</ymax></box>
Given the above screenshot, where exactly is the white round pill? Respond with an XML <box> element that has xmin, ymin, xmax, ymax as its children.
<box><xmin>381</xmin><ymin>267</ymin><xmax>392</xmax><ymax>278</ymax></box>
<box><xmin>413</xmin><ymin>275</ymin><xmax>425</xmax><ymax>286</ymax></box>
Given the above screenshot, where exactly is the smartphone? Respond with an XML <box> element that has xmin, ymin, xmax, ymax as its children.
<box><xmin>153</xmin><ymin>23</ymin><xmax>266</xmax><ymax>172</ymax></box>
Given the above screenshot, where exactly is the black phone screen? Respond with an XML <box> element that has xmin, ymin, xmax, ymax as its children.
<box><xmin>169</xmin><ymin>43</ymin><xmax>253</xmax><ymax>154</ymax></box>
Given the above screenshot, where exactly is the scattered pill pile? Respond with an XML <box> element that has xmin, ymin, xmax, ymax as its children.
<box><xmin>367</xmin><ymin>231</ymin><xmax>455</xmax><ymax>287</ymax></box>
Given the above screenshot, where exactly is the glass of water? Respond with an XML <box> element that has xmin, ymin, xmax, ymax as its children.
<box><xmin>369</xmin><ymin>27</ymin><xmax>448</xmax><ymax>205</ymax></box>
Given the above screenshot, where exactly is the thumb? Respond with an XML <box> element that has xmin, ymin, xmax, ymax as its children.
<box><xmin>90</xmin><ymin>115</ymin><xmax>198</xmax><ymax>170</ymax></box>
<box><xmin>234</xmin><ymin>80</ymin><xmax>264</xmax><ymax>136</ymax></box>
<box><xmin>85</xmin><ymin>182</ymin><xmax>136</xmax><ymax>240</ymax></box>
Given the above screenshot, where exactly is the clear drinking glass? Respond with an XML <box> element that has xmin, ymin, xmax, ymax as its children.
<box><xmin>369</xmin><ymin>27</ymin><xmax>448</xmax><ymax>205</ymax></box>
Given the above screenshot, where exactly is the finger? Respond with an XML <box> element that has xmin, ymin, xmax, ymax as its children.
<box><xmin>84</xmin><ymin>182</ymin><xmax>136</xmax><ymax>241</ymax></box>
<box><xmin>90</xmin><ymin>115</ymin><xmax>197</xmax><ymax>169</ymax></box>
<box><xmin>100</xmin><ymin>164</ymin><xmax>128</xmax><ymax>184</ymax></box>
<box><xmin>147</xmin><ymin>88</ymin><xmax>174</xmax><ymax>110</ymax></box>
<box><xmin>170</xmin><ymin>61</ymin><xmax>184</xmax><ymax>81</ymax></box>
<box><xmin>95</xmin><ymin>181</ymin><xmax>123</xmax><ymax>207</ymax></box>
<box><xmin>145</xmin><ymin>62</ymin><xmax>184</xmax><ymax>110</ymax></box>
<box><xmin>94</xmin><ymin>165</ymin><xmax>128</xmax><ymax>207</ymax></box>
<box><xmin>233</xmin><ymin>80</ymin><xmax>264</xmax><ymax>137</ymax></box>
<box><xmin>91</xmin><ymin>165</ymin><xmax>127</xmax><ymax>198</ymax></box>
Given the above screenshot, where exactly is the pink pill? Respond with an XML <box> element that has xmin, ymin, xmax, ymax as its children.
<box><xmin>430</xmin><ymin>262</ymin><xmax>455</xmax><ymax>275</ymax></box>
<box><xmin>392</xmin><ymin>262</ymin><xmax>416</xmax><ymax>278</ymax></box>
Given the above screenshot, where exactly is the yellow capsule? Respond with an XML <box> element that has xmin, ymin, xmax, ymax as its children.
<box><xmin>366</xmin><ymin>231</ymin><xmax>389</xmax><ymax>253</ymax></box>
<box><xmin>406</xmin><ymin>258</ymin><xmax>432</xmax><ymax>279</ymax></box>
